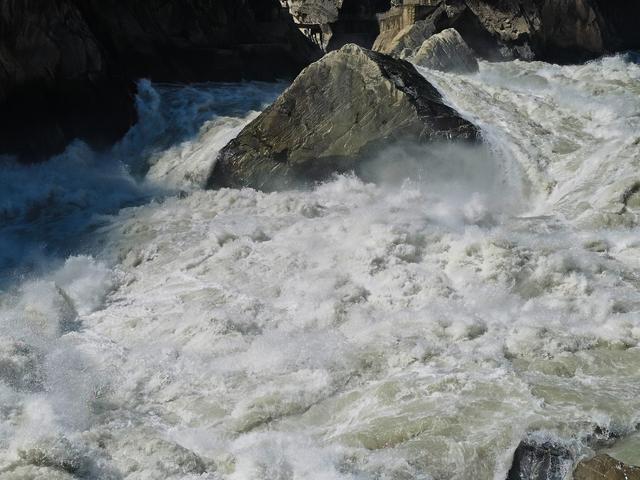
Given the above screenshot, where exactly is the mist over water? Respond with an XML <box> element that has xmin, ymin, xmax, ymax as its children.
<box><xmin>1</xmin><ymin>56</ymin><xmax>640</xmax><ymax>479</ymax></box>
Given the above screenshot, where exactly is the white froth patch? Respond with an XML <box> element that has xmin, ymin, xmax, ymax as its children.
<box><xmin>3</xmin><ymin>62</ymin><xmax>640</xmax><ymax>478</ymax></box>
<box><xmin>73</xmin><ymin>169</ymin><xmax>640</xmax><ymax>478</ymax></box>
<box><xmin>422</xmin><ymin>55</ymin><xmax>640</xmax><ymax>226</ymax></box>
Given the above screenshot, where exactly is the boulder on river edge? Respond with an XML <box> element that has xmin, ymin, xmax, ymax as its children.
<box><xmin>413</xmin><ymin>28</ymin><xmax>479</xmax><ymax>73</ymax></box>
<box><xmin>574</xmin><ymin>454</ymin><xmax>640</xmax><ymax>480</ymax></box>
<box><xmin>207</xmin><ymin>43</ymin><xmax>478</xmax><ymax>190</ymax></box>
<box><xmin>507</xmin><ymin>439</ymin><xmax>574</xmax><ymax>480</ymax></box>
<box><xmin>507</xmin><ymin>438</ymin><xmax>640</xmax><ymax>480</ymax></box>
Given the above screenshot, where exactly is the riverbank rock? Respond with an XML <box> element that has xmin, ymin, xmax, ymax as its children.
<box><xmin>0</xmin><ymin>0</ymin><xmax>319</xmax><ymax>161</ymax></box>
<box><xmin>507</xmin><ymin>439</ymin><xmax>574</xmax><ymax>480</ymax></box>
<box><xmin>372</xmin><ymin>0</ymin><xmax>640</xmax><ymax>63</ymax></box>
<box><xmin>413</xmin><ymin>28</ymin><xmax>478</xmax><ymax>73</ymax></box>
<box><xmin>207</xmin><ymin>43</ymin><xmax>477</xmax><ymax>190</ymax></box>
<box><xmin>574</xmin><ymin>454</ymin><xmax>640</xmax><ymax>480</ymax></box>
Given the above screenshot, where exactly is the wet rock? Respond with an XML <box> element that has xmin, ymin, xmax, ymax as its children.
<box><xmin>413</xmin><ymin>28</ymin><xmax>479</xmax><ymax>73</ymax></box>
<box><xmin>0</xmin><ymin>340</ymin><xmax>44</xmax><ymax>391</ymax></box>
<box><xmin>574</xmin><ymin>454</ymin><xmax>640</xmax><ymax>480</ymax></box>
<box><xmin>507</xmin><ymin>439</ymin><xmax>574</xmax><ymax>480</ymax></box>
<box><xmin>208</xmin><ymin>43</ymin><xmax>478</xmax><ymax>190</ymax></box>
<box><xmin>583</xmin><ymin>239</ymin><xmax>609</xmax><ymax>253</ymax></box>
<box><xmin>622</xmin><ymin>183</ymin><xmax>640</xmax><ymax>212</ymax></box>
<box><xmin>0</xmin><ymin>0</ymin><xmax>319</xmax><ymax>161</ymax></box>
<box><xmin>104</xmin><ymin>427</ymin><xmax>214</xmax><ymax>478</ymax></box>
<box><xmin>0</xmin><ymin>465</ymin><xmax>77</xmax><ymax>480</ymax></box>
<box><xmin>17</xmin><ymin>437</ymin><xmax>90</xmax><ymax>476</ymax></box>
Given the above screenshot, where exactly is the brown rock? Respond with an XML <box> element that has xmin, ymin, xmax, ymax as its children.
<box><xmin>373</xmin><ymin>19</ymin><xmax>437</xmax><ymax>58</ymax></box>
<box><xmin>574</xmin><ymin>454</ymin><xmax>640</xmax><ymax>480</ymax></box>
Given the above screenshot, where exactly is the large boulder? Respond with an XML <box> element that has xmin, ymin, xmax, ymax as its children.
<box><xmin>0</xmin><ymin>0</ymin><xmax>319</xmax><ymax>161</ymax></box>
<box><xmin>507</xmin><ymin>439</ymin><xmax>574</xmax><ymax>480</ymax></box>
<box><xmin>413</xmin><ymin>28</ymin><xmax>479</xmax><ymax>73</ymax></box>
<box><xmin>207</xmin><ymin>43</ymin><xmax>478</xmax><ymax>190</ymax></box>
<box><xmin>574</xmin><ymin>454</ymin><xmax>640</xmax><ymax>480</ymax></box>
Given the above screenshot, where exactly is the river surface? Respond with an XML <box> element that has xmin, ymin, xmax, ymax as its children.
<box><xmin>0</xmin><ymin>56</ymin><xmax>639</xmax><ymax>479</ymax></box>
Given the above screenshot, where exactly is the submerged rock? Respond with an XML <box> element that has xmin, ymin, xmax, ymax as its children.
<box><xmin>574</xmin><ymin>454</ymin><xmax>640</xmax><ymax>480</ymax></box>
<box><xmin>0</xmin><ymin>340</ymin><xmax>43</xmax><ymax>391</ymax></box>
<box><xmin>413</xmin><ymin>28</ymin><xmax>479</xmax><ymax>73</ymax></box>
<box><xmin>507</xmin><ymin>439</ymin><xmax>574</xmax><ymax>480</ymax></box>
<box><xmin>17</xmin><ymin>437</ymin><xmax>90</xmax><ymax>476</ymax></box>
<box><xmin>207</xmin><ymin>43</ymin><xmax>478</xmax><ymax>190</ymax></box>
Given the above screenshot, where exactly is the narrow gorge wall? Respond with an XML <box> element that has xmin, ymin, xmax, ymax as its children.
<box><xmin>0</xmin><ymin>0</ymin><xmax>319</xmax><ymax>161</ymax></box>
<box><xmin>284</xmin><ymin>0</ymin><xmax>391</xmax><ymax>51</ymax></box>
<box><xmin>372</xmin><ymin>0</ymin><xmax>640</xmax><ymax>62</ymax></box>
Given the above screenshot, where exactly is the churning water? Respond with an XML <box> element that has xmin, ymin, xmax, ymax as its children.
<box><xmin>0</xmin><ymin>55</ymin><xmax>639</xmax><ymax>479</ymax></box>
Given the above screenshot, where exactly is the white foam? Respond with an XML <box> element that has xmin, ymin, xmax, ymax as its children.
<box><xmin>2</xmin><ymin>57</ymin><xmax>640</xmax><ymax>479</ymax></box>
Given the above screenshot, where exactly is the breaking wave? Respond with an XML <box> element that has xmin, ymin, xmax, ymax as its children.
<box><xmin>1</xmin><ymin>55</ymin><xmax>640</xmax><ymax>479</ymax></box>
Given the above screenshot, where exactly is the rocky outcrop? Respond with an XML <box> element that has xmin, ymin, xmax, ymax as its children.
<box><xmin>507</xmin><ymin>439</ymin><xmax>574</xmax><ymax>480</ymax></box>
<box><xmin>284</xmin><ymin>0</ymin><xmax>391</xmax><ymax>51</ymax></box>
<box><xmin>207</xmin><ymin>44</ymin><xmax>478</xmax><ymax>190</ymax></box>
<box><xmin>413</xmin><ymin>28</ymin><xmax>479</xmax><ymax>72</ymax></box>
<box><xmin>574</xmin><ymin>454</ymin><xmax>640</xmax><ymax>480</ymax></box>
<box><xmin>0</xmin><ymin>0</ymin><xmax>319</xmax><ymax>161</ymax></box>
<box><xmin>372</xmin><ymin>0</ymin><xmax>640</xmax><ymax>63</ymax></box>
<box><xmin>466</xmin><ymin>0</ymin><xmax>640</xmax><ymax>62</ymax></box>
<box><xmin>373</xmin><ymin>19</ymin><xmax>437</xmax><ymax>58</ymax></box>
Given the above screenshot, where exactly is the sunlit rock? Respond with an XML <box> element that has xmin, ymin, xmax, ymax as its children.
<box><xmin>574</xmin><ymin>454</ymin><xmax>640</xmax><ymax>480</ymax></box>
<box><xmin>208</xmin><ymin>43</ymin><xmax>477</xmax><ymax>190</ymax></box>
<box><xmin>413</xmin><ymin>28</ymin><xmax>479</xmax><ymax>73</ymax></box>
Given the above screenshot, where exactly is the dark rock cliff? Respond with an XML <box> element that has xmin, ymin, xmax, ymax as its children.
<box><xmin>373</xmin><ymin>0</ymin><xmax>640</xmax><ymax>63</ymax></box>
<box><xmin>0</xmin><ymin>0</ymin><xmax>320</xmax><ymax>161</ymax></box>
<box><xmin>462</xmin><ymin>0</ymin><xmax>640</xmax><ymax>62</ymax></box>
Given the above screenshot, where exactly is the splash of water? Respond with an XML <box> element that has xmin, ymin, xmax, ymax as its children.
<box><xmin>1</xmin><ymin>56</ymin><xmax>639</xmax><ymax>479</ymax></box>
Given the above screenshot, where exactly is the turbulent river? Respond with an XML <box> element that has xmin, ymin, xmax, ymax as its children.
<box><xmin>1</xmin><ymin>55</ymin><xmax>639</xmax><ymax>479</ymax></box>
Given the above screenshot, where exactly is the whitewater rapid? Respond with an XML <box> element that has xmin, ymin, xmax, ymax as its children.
<box><xmin>1</xmin><ymin>55</ymin><xmax>639</xmax><ymax>479</ymax></box>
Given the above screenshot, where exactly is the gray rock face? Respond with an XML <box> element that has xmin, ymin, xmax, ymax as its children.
<box><xmin>574</xmin><ymin>454</ymin><xmax>640</xmax><ymax>480</ymax></box>
<box><xmin>507</xmin><ymin>439</ymin><xmax>574</xmax><ymax>480</ymax></box>
<box><xmin>208</xmin><ymin>43</ymin><xmax>478</xmax><ymax>190</ymax></box>
<box><xmin>284</xmin><ymin>0</ymin><xmax>391</xmax><ymax>51</ymax></box>
<box><xmin>373</xmin><ymin>19</ymin><xmax>437</xmax><ymax>58</ymax></box>
<box><xmin>413</xmin><ymin>28</ymin><xmax>479</xmax><ymax>73</ymax></box>
<box><xmin>462</xmin><ymin>0</ymin><xmax>631</xmax><ymax>62</ymax></box>
<box><xmin>286</xmin><ymin>0</ymin><xmax>343</xmax><ymax>25</ymax></box>
<box><xmin>17</xmin><ymin>437</ymin><xmax>90</xmax><ymax>476</ymax></box>
<box><xmin>372</xmin><ymin>0</ymin><xmax>640</xmax><ymax>63</ymax></box>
